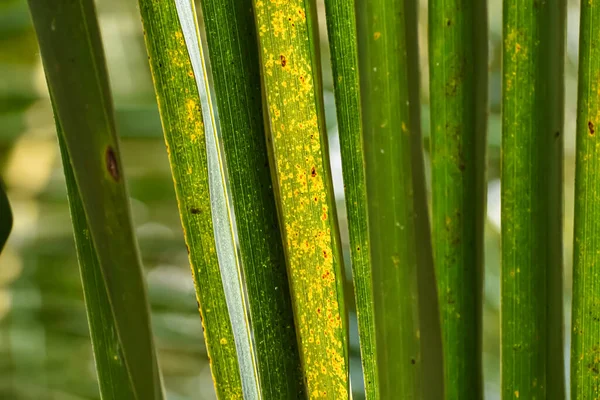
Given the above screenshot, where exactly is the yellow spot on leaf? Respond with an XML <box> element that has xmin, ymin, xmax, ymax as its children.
<box><xmin>401</xmin><ymin>121</ymin><xmax>408</xmax><ymax>133</ymax></box>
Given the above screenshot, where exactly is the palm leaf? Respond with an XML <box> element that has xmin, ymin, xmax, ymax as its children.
<box><xmin>501</xmin><ymin>0</ymin><xmax>566</xmax><ymax>397</ymax></box>
<box><xmin>321</xmin><ymin>0</ymin><xmax>378</xmax><ymax>397</ymax></box>
<box><xmin>571</xmin><ymin>0</ymin><xmax>600</xmax><ymax>397</ymax></box>
<box><xmin>357</xmin><ymin>0</ymin><xmax>444</xmax><ymax>397</ymax></box>
<box><xmin>428</xmin><ymin>0</ymin><xmax>487</xmax><ymax>397</ymax></box>
<box><xmin>56</xmin><ymin>129</ymin><xmax>134</xmax><ymax>399</ymax></box>
<box><xmin>197</xmin><ymin>0</ymin><xmax>306</xmax><ymax>396</ymax></box>
<box><xmin>137</xmin><ymin>0</ymin><xmax>259</xmax><ymax>397</ymax></box>
<box><xmin>252</xmin><ymin>0</ymin><xmax>351</xmax><ymax>396</ymax></box>
<box><xmin>27</xmin><ymin>1</ymin><xmax>164</xmax><ymax>398</ymax></box>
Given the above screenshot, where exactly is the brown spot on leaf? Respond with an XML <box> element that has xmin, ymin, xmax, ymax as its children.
<box><xmin>105</xmin><ymin>146</ymin><xmax>120</xmax><ymax>181</ymax></box>
<box><xmin>311</xmin><ymin>167</ymin><xmax>316</xmax><ymax>177</ymax></box>
<box><xmin>280</xmin><ymin>55</ymin><xmax>287</xmax><ymax>67</ymax></box>
<box><xmin>589</xmin><ymin>121</ymin><xmax>595</xmax><ymax>136</ymax></box>
<box><xmin>190</xmin><ymin>208</ymin><xmax>201</xmax><ymax>214</ymax></box>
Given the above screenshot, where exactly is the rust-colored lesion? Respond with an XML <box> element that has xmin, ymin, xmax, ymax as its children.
<box><xmin>105</xmin><ymin>146</ymin><xmax>120</xmax><ymax>181</ymax></box>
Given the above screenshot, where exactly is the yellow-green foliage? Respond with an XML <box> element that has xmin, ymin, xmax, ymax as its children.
<box><xmin>253</xmin><ymin>0</ymin><xmax>350</xmax><ymax>396</ymax></box>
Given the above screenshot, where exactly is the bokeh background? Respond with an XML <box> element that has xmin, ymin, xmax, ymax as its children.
<box><xmin>0</xmin><ymin>0</ymin><xmax>581</xmax><ymax>398</ymax></box>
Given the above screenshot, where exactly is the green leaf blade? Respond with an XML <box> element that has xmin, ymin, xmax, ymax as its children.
<box><xmin>571</xmin><ymin>1</ymin><xmax>600</xmax><ymax>398</ymax></box>
<box><xmin>27</xmin><ymin>0</ymin><xmax>164</xmax><ymax>398</ymax></box>
<box><xmin>252</xmin><ymin>0</ymin><xmax>350</xmax><ymax>396</ymax></box>
<box><xmin>357</xmin><ymin>0</ymin><xmax>444</xmax><ymax>398</ymax></box>
<box><xmin>137</xmin><ymin>1</ymin><xmax>261</xmax><ymax>397</ymax></box>
<box><xmin>57</xmin><ymin>131</ymin><xmax>135</xmax><ymax>400</ymax></box>
<box><xmin>428</xmin><ymin>0</ymin><xmax>487</xmax><ymax>398</ymax></box>
<box><xmin>197</xmin><ymin>0</ymin><xmax>305</xmax><ymax>396</ymax></box>
<box><xmin>501</xmin><ymin>0</ymin><xmax>565</xmax><ymax>398</ymax></box>
<box><xmin>321</xmin><ymin>0</ymin><xmax>379</xmax><ymax>397</ymax></box>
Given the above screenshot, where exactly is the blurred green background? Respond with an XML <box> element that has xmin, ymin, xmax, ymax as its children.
<box><xmin>0</xmin><ymin>0</ymin><xmax>580</xmax><ymax>398</ymax></box>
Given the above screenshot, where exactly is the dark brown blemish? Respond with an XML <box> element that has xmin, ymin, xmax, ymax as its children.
<box><xmin>447</xmin><ymin>19</ymin><xmax>452</xmax><ymax>26</ymax></box>
<box><xmin>186</xmin><ymin>244</ymin><xmax>190</xmax><ymax>254</ymax></box>
<box><xmin>410</xmin><ymin>358</ymin><xmax>416</xmax><ymax>365</ymax></box>
<box><xmin>280</xmin><ymin>55</ymin><xmax>287</xmax><ymax>67</ymax></box>
<box><xmin>190</xmin><ymin>208</ymin><xmax>201</xmax><ymax>214</ymax></box>
<box><xmin>105</xmin><ymin>146</ymin><xmax>120</xmax><ymax>181</ymax></box>
<box><xmin>458</xmin><ymin>162</ymin><xmax>465</xmax><ymax>171</ymax></box>
<box><xmin>555</xmin><ymin>131</ymin><xmax>560</xmax><ymax>139</ymax></box>
<box><xmin>311</xmin><ymin>167</ymin><xmax>317</xmax><ymax>177</ymax></box>
<box><xmin>589</xmin><ymin>121</ymin><xmax>595</xmax><ymax>136</ymax></box>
